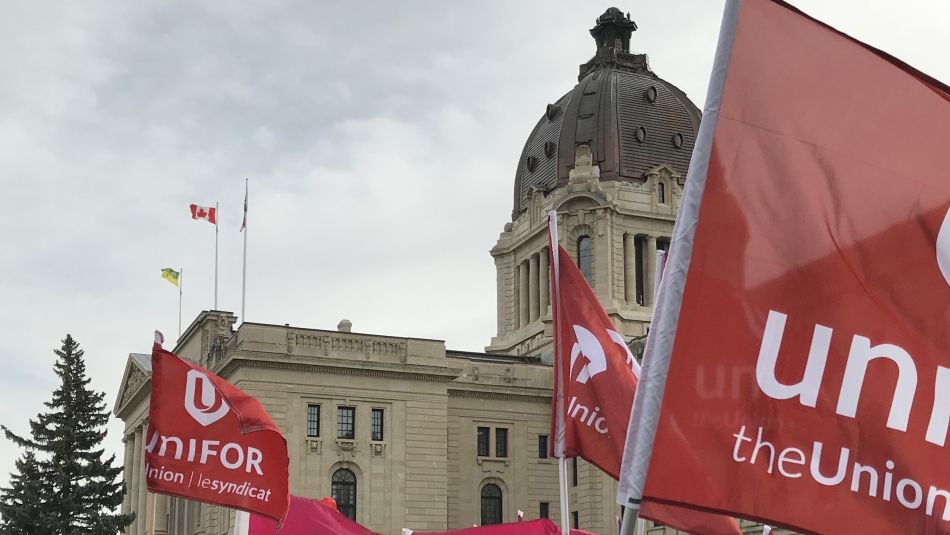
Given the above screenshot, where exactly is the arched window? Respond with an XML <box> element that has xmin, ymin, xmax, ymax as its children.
<box><xmin>332</xmin><ymin>468</ymin><xmax>357</xmax><ymax>520</ymax></box>
<box><xmin>577</xmin><ymin>236</ymin><xmax>593</xmax><ymax>284</ymax></box>
<box><xmin>658</xmin><ymin>181</ymin><xmax>666</xmax><ymax>204</ymax></box>
<box><xmin>480</xmin><ymin>483</ymin><xmax>503</xmax><ymax>525</ymax></box>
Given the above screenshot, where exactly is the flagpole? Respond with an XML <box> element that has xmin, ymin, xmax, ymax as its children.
<box><xmin>214</xmin><ymin>202</ymin><xmax>219</xmax><ymax>310</ymax></box>
<box><xmin>241</xmin><ymin>178</ymin><xmax>248</xmax><ymax>323</ymax></box>
<box><xmin>547</xmin><ymin>210</ymin><xmax>570</xmax><ymax>535</ymax></box>
<box><xmin>178</xmin><ymin>268</ymin><xmax>183</xmax><ymax>339</ymax></box>
<box><xmin>618</xmin><ymin>2</ymin><xmax>740</xmax><ymax>534</ymax></box>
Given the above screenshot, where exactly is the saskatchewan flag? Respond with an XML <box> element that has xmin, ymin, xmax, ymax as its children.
<box><xmin>161</xmin><ymin>268</ymin><xmax>180</xmax><ymax>288</ymax></box>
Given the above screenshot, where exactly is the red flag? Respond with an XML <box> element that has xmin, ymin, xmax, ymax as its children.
<box><xmin>190</xmin><ymin>203</ymin><xmax>217</xmax><ymax>224</ymax></box>
<box><xmin>547</xmin><ymin>213</ymin><xmax>740</xmax><ymax>534</ymax></box>
<box><xmin>146</xmin><ymin>338</ymin><xmax>290</xmax><ymax>524</ymax></box>
<box><xmin>548</xmin><ymin>213</ymin><xmax>640</xmax><ymax>473</ymax></box>
<box><xmin>403</xmin><ymin>519</ymin><xmax>592</xmax><ymax>535</ymax></box>
<box><xmin>636</xmin><ymin>1</ymin><xmax>950</xmax><ymax>534</ymax></box>
<box><xmin>235</xmin><ymin>495</ymin><xmax>376</xmax><ymax>535</ymax></box>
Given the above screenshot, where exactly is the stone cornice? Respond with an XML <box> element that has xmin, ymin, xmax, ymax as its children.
<box><xmin>448</xmin><ymin>387</ymin><xmax>551</xmax><ymax>404</ymax></box>
<box><xmin>216</xmin><ymin>354</ymin><xmax>463</xmax><ymax>383</ymax></box>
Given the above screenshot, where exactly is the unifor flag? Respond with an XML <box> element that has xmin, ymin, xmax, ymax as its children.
<box><xmin>547</xmin><ymin>212</ymin><xmax>739</xmax><ymax>534</ymax></box>
<box><xmin>618</xmin><ymin>0</ymin><xmax>950</xmax><ymax>534</ymax></box>
<box><xmin>145</xmin><ymin>332</ymin><xmax>290</xmax><ymax>524</ymax></box>
<box><xmin>190</xmin><ymin>203</ymin><xmax>217</xmax><ymax>224</ymax></box>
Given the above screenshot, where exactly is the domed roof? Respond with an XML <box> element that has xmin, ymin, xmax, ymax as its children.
<box><xmin>512</xmin><ymin>8</ymin><xmax>701</xmax><ymax>217</ymax></box>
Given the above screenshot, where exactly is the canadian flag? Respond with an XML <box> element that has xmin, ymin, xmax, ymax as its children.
<box><xmin>190</xmin><ymin>203</ymin><xmax>217</xmax><ymax>224</ymax></box>
<box><xmin>547</xmin><ymin>212</ymin><xmax>739</xmax><ymax>534</ymax></box>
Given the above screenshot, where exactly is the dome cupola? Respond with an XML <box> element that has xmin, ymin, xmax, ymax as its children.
<box><xmin>511</xmin><ymin>8</ymin><xmax>701</xmax><ymax>218</ymax></box>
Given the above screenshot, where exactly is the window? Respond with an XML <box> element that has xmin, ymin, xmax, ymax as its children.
<box><xmin>477</xmin><ymin>427</ymin><xmax>490</xmax><ymax>457</ymax></box>
<box><xmin>540</xmin><ymin>502</ymin><xmax>550</xmax><ymax>519</ymax></box>
<box><xmin>634</xmin><ymin>236</ymin><xmax>645</xmax><ymax>305</ymax></box>
<box><xmin>480</xmin><ymin>484</ymin><xmax>503</xmax><ymax>525</ymax></box>
<box><xmin>577</xmin><ymin>236</ymin><xmax>593</xmax><ymax>284</ymax></box>
<box><xmin>371</xmin><ymin>408</ymin><xmax>384</xmax><ymax>441</ymax></box>
<box><xmin>495</xmin><ymin>428</ymin><xmax>508</xmax><ymax>458</ymax></box>
<box><xmin>306</xmin><ymin>404</ymin><xmax>321</xmax><ymax>438</ymax></box>
<box><xmin>337</xmin><ymin>406</ymin><xmax>355</xmax><ymax>439</ymax></box>
<box><xmin>658</xmin><ymin>181</ymin><xmax>666</xmax><ymax>204</ymax></box>
<box><xmin>571</xmin><ymin>511</ymin><xmax>579</xmax><ymax>529</ymax></box>
<box><xmin>572</xmin><ymin>458</ymin><xmax>578</xmax><ymax>486</ymax></box>
<box><xmin>658</xmin><ymin>238</ymin><xmax>670</xmax><ymax>253</ymax></box>
<box><xmin>331</xmin><ymin>468</ymin><xmax>357</xmax><ymax>520</ymax></box>
<box><xmin>538</xmin><ymin>435</ymin><xmax>549</xmax><ymax>459</ymax></box>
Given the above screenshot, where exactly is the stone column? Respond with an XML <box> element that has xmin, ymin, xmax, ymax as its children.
<box><xmin>529</xmin><ymin>254</ymin><xmax>540</xmax><ymax>322</ymax></box>
<box><xmin>122</xmin><ymin>435</ymin><xmax>133</xmax><ymax>523</ymax></box>
<box><xmin>132</xmin><ymin>426</ymin><xmax>144</xmax><ymax>535</ymax></box>
<box><xmin>539</xmin><ymin>247</ymin><xmax>550</xmax><ymax>316</ymax></box>
<box><xmin>154</xmin><ymin>494</ymin><xmax>169</xmax><ymax>534</ymax></box>
<box><xmin>519</xmin><ymin>261</ymin><xmax>530</xmax><ymax>327</ymax></box>
<box><xmin>623</xmin><ymin>234</ymin><xmax>637</xmax><ymax>304</ymax></box>
<box><xmin>496</xmin><ymin>258</ymin><xmax>506</xmax><ymax>336</ymax></box>
<box><xmin>645</xmin><ymin>236</ymin><xmax>658</xmax><ymax>307</ymax></box>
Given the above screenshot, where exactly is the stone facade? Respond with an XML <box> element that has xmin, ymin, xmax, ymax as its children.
<box><xmin>487</xmin><ymin>145</ymin><xmax>682</xmax><ymax>359</ymax></box>
<box><xmin>114</xmin><ymin>313</ymin><xmax>632</xmax><ymax>534</ymax></box>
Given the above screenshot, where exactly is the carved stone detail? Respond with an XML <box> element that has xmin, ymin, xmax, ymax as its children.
<box><xmin>119</xmin><ymin>366</ymin><xmax>147</xmax><ymax>408</ymax></box>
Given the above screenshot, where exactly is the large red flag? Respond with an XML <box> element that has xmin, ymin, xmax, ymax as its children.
<box><xmin>145</xmin><ymin>335</ymin><xmax>290</xmax><ymax>524</ymax></box>
<box><xmin>625</xmin><ymin>0</ymin><xmax>950</xmax><ymax>534</ymax></box>
<box><xmin>547</xmin><ymin>213</ymin><xmax>740</xmax><ymax>534</ymax></box>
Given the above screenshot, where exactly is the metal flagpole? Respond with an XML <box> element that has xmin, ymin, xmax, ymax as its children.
<box><xmin>618</xmin><ymin>2</ymin><xmax>740</xmax><ymax>534</ymax></box>
<box><xmin>214</xmin><ymin>202</ymin><xmax>219</xmax><ymax>310</ymax></box>
<box><xmin>241</xmin><ymin>178</ymin><xmax>248</xmax><ymax>322</ymax></box>
<box><xmin>558</xmin><ymin>457</ymin><xmax>570</xmax><ymax>535</ymax></box>
<box><xmin>547</xmin><ymin>210</ymin><xmax>570</xmax><ymax>535</ymax></box>
<box><xmin>178</xmin><ymin>268</ymin><xmax>183</xmax><ymax>339</ymax></box>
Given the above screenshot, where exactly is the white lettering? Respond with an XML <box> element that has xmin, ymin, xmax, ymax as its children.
<box><xmin>756</xmin><ymin>310</ymin><xmax>830</xmax><ymax>407</ymax></box>
<box><xmin>927</xmin><ymin>366</ymin><xmax>950</xmax><ymax>446</ymax></box>
<box><xmin>810</xmin><ymin>441</ymin><xmax>849</xmax><ymax>486</ymax></box>
<box><xmin>836</xmin><ymin>336</ymin><xmax>917</xmax><ymax>432</ymax></box>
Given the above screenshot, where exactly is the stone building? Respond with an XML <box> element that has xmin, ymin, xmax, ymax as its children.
<box><xmin>114</xmin><ymin>8</ymin><xmax>784</xmax><ymax>535</ymax></box>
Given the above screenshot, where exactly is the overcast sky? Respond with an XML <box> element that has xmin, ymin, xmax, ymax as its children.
<box><xmin>1</xmin><ymin>0</ymin><xmax>947</xmax><ymax>491</ymax></box>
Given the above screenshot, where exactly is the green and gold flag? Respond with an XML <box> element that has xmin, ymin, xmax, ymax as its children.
<box><xmin>161</xmin><ymin>268</ymin><xmax>180</xmax><ymax>288</ymax></box>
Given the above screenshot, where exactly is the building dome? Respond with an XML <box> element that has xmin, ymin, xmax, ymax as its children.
<box><xmin>512</xmin><ymin>8</ymin><xmax>701</xmax><ymax>218</ymax></box>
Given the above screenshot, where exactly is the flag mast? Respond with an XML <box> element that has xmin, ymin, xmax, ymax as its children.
<box><xmin>547</xmin><ymin>210</ymin><xmax>571</xmax><ymax>535</ymax></box>
<box><xmin>618</xmin><ymin>1</ymin><xmax>740</xmax><ymax>534</ymax></box>
<box><xmin>214</xmin><ymin>202</ymin><xmax>219</xmax><ymax>310</ymax></box>
<box><xmin>179</xmin><ymin>268</ymin><xmax>183</xmax><ymax>339</ymax></box>
<box><xmin>241</xmin><ymin>178</ymin><xmax>248</xmax><ymax>323</ymax></box>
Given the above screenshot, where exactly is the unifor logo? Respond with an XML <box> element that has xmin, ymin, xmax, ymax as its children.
<box><xmin>570</xmin><ymin>325</ymin><xmax>639</xmax><ymax>383</ymax></box>
<box><xmin>937</xmin><ymin>208</ymin><xmax>950</xmax><ymax>286</ymax></box>
<box><xmin>184</xmin><ymin>369</ymin><xmax>229</xmax><ymax>427</ymax></box>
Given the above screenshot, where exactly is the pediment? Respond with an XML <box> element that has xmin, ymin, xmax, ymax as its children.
<box><xmin>113</xmin><ymin>353</ymin><xmax>151</xmax><ymax>418</ymax></box>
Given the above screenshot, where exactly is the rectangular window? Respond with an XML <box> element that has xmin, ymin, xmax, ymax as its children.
<box><xmin>571</xmin><ymin>511</ymin><xmax>579</xmax><ymax>529</ymax></box>
<box><xmin>538</xmin><ymin>435</ymin><xmax>549</xmax><ymax>459</ymax></box>
<box><xmin>495</xmin><ymin>427</ymin><xmax>508</xmax><ymax>458</ymax></box>
<box><xmin>306</xmin><ymin>404</ymin><xmax>321</xmax><ymax>438</ymax></box>
<box><xmin>572</xmin><ymin>458</ymin><xmax>578</xmax><ymax>486</ymax></box>
<box><xmin>371</xmin><ymin>408</ymin><xmax>384</xmax><ymax>441</ymax></box>
<box><xmin>337</xmin><ymin>406</ymin><xmax>355</xmax><ymax>439</ymax></box>
<box><xmin>540</xmin><ymin>502</ymin><xmax>549</xmax><ymax>519</ymax></box>
<box><xmin>477</xmin><ymin>427</ymin><xmax>490</xmax><ymax>457</ymax></box>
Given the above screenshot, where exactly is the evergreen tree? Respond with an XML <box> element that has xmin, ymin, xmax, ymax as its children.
<box><xmin>0</xmin><ymin>451</ymin><xmax>50</xmax><ymax>535</ymax></box>
<box><xmin>1</xmin><ymin>335</ymin><xmax>134</xmax><ymax>535</ymax></box>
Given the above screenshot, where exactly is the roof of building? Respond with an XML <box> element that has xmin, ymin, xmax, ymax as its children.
<box><xmin>511</xmin><ymin>8</ymin><xmax>701</xmax><ymax>217</ymax></box>
<box><xmin>130</xmin><ymin>352</ymin><xmax>151</xmax><ymax>372</ymax></box>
